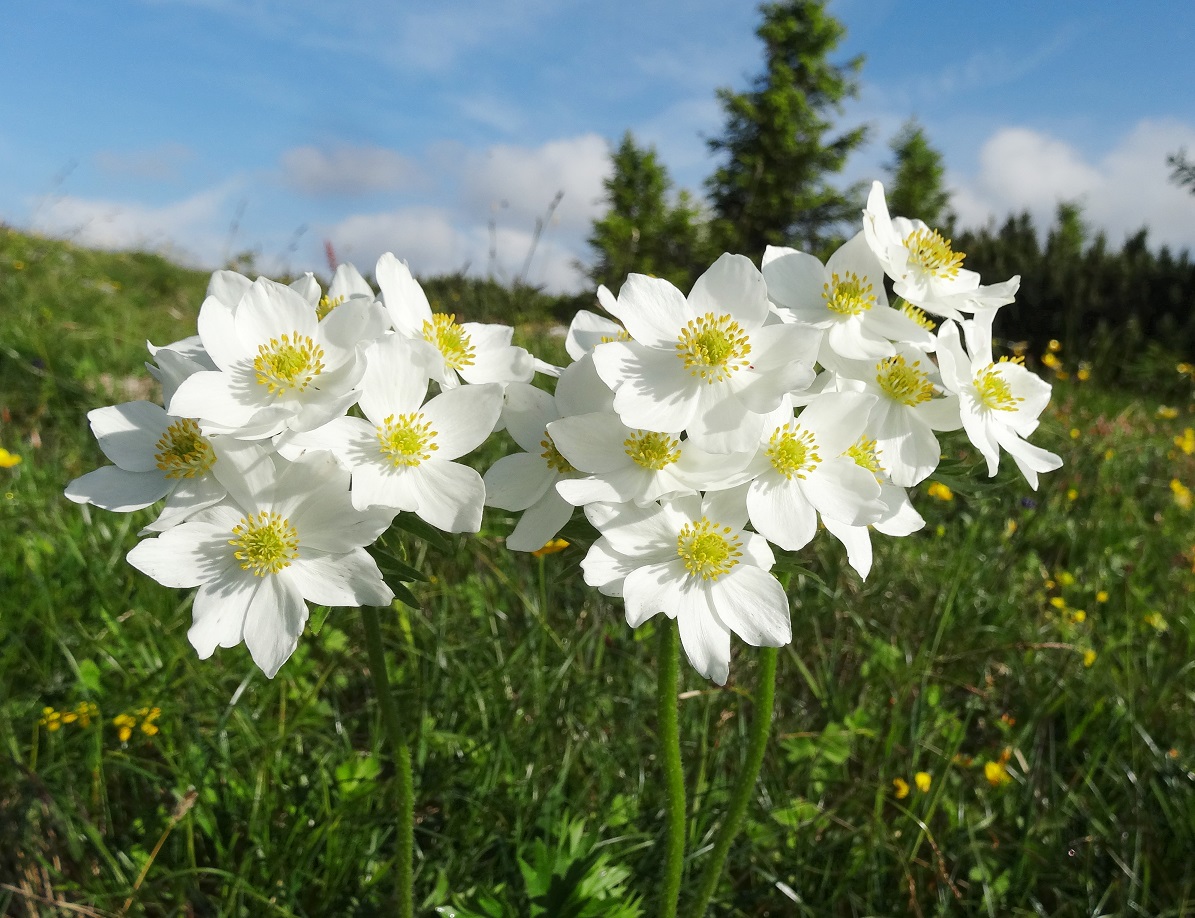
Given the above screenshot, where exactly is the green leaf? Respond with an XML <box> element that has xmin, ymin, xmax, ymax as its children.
<box><xmin>388</xmin><ymin>512</ymin><xmax>454</xmax><ymax>554</ymax></box>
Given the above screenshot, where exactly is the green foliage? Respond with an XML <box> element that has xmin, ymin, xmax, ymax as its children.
<box><xmin>883</xmin><ymin>119</ymin><xmax>952</xmax><ymax>228</ymax></box>
<box><xmin>587</xmin><ymin>132</ymin><xmax>714</xmax><ymax>293</ymax></box>
<box><xmin>443</xmin><ymin>817</ymin><xmax>644</xmax><ymax>918</ymax></box>
<box><xmin>1169</xmin><ymin>147</ymin><xmax>1195</xmax><ymax>194</ymax></box>
<box><xmin>6</xmin><ymin>233</ymin><xmax>1195</xmax><ymax>915</ymax></box>
<box><xmin>705</xmin><ymin>0</ymin><xmax>868</xmax><ymax>258</ymax></box>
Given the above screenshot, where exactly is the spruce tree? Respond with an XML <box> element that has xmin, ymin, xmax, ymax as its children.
<box><xmin>705</xmin><ymin>0</ymin><xmax>867</xmax><ymax>258</ymax></box>
<box><xmin>587</xmin><ymin>132</ymin><xmax>709</xmax><ymax>292</ymax></box>
<box><xmin>883</xmin><ymin>120</ymin><xmax>952</xmax><ymax>228</ymax></box>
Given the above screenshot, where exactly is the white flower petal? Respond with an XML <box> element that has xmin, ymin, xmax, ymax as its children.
<box><xmin>127</xmin><ymin>520</ymin><xmax>233</xmax><ymax>588</ymax></box>
<box><xmin>376</xmin><ymin>253</ymin><xmax>434</xmax><ymax>335</ymax></box>
<box><xmin>88</xmin><ymin>401</ymin><xmax>170</xmax><ymax>471</ymax></box>
<box><xmin>290</xmin><ymin>548</ymin><xmax>393</xmax><ymax>608</ymax></box>
<box><xmin>421</xmin><ymin>384</ymin><xmax>503</xmax><ymax>460</ymax></box>
<box><xmin>605</xmin><ymin>274</ymin><xmax>691</xmax><ymax>347</ymax></box>
<box><xmin>243</xmin><ymin>573</ymin><xmax>309</xmax><ymax>678</ymax></box>
<box><xmin>747</xmin><ymin>476</ymin><xmax>817</xmax><ymax>552</ymax></box>
<box><xmin>688</xmin><ymin>253</ymin><xmax>768</xmax><ymax>329</ymax></box>
<box><xmin>411</xmin><ymin>461</ymin><xmax>487</xmax><ymax>533</ymax></box>
<box><xmin>675</xmin><ymin>588</ymin><xmax>731</xmax><ymax>685</ymax></box>
<box><xmin>709</xmin><ymin>567</ymin><xmax>790</xmax><ymax>648</ymax></box>
<box><xmin>504</xmin><ymin>489</ymin><xmax>574</xmax><ymax>552</ymax></box>
<box><xmin>66</xmin><ymin>465</ymin><xmax>171</xmax><ymax>512</ymax></box>
<box><xmin>484</xmin><ymin>452</ymin><xmax>554</xmax><ymax>511</ymax></box>
<box><xmin>623</xmin><ymin>560</ymin><xmax>689</xmax><ymax>627</ymax></box>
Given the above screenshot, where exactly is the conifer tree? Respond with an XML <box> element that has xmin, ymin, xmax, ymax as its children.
<box><xmin>705</xmin><ymin>0</ymin><xmax>867</xmax><ymax>258</ymax></box>
<box><xmin>587</xmin><ymin>132</ymin><xmax>709</xmax><ymax>291</ymax></box>
<box><xmin>883</xmin><ymin>120</ymin><xmax>952</xmax><ymax>228</ymax></box>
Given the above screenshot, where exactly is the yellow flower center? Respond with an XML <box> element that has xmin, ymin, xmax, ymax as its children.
<box><xmin>316</xmin><ymin>294</ymin><xmax>344</xmax><ymax>321</ymax></box>
<box><xmin>540</xmin><ymin>434</ymin><xmax>575</xmax><ymax>474</ymax></box>
<box><xmin>822</xmin><ymin>271</ymin><xmax>876</xmax><ymax>316</ymax></box>
<box><xmin>904</xmin><ymin>228</ymin><xmax>965</xmax><ymax>279</ymax></box>
<box><xmin>846</xmin><ymin>436</ymin><xmax>882</xmax><ymax>480</ymax></box>
<box><xmin>974</xmin><ymin>364</ymin><xmax>1023</xmax><ymax>411</ymax></box>
<box><xmin>875</xmin><ymin>355</ymin><xmax>935</xmax><ymax>406</ymax></box>
<box><xmin>676</xmin><ymin>517</ymin><xmax>742</xmax><ymax>581</ymax></box>
<box><xmin>766</xmin><ymin>424</ymin><xmax>820</xmax><ymax>480</ymax></box>
<box><xmin>623</xmin><ymin>431</ymin><xmax>681</xmax><ymax>470</ymax></box>
<box><xmin>229</xmin><ymin>511</ymin><xmax>299</xmax><ymax>576</ymax></box>
<box><xmin>253</xmin><ymin>333</ymin><xmax>326</xmax><ymax>396</ymax></box>
<box><xmin>423</xmin><ymin>313</ymin><xmax>476</xmax><ymax>370</ymax></box>
<box><xmin>675</xmin><ymin>312</ymin><xmax>752</xmax><ymax>383</ymax></box>
<box><xmin>154</xmin><ymin>418</ymin><xmax>216</xmax><ymax>479</ymax></box>
<box><xmin>376</xmin><ymin>413</ymin><xmax>439</xmax><ymax>468</ymax></box>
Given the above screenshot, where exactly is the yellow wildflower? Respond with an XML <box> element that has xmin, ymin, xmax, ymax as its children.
<box><xmin>1057</xmin><ymin>571</ymin><xmax>1076</xmax><ymax>587</ymax></box>
<box><xmin>113</xmin><ymin>713</ymin><xmax>137</xmax><ymax>743</ymax></box>
<box><xmin>40</xmin><ymin>707</ymin><xmax>63</xmax><ymax>732</ymax></box>
<box><xmin>1103</xmin><ymin>448</ymin><xmax>1115</xmax><ymax>461</ymax></box>
<box><xmin>892</xmin><ymin>777</ymin><xmax>910</xmax><ymax>800</ymax></box>
<box><xmin>926</xmin><ymin>481</ymin><xmax>954</xmax><ymax>502</ymax></box>
<box><xmin>1175</xmin><ymin>429</ymin><xmax>1195</xmax><ymax>456</ymax></box>
<box><xmin>1047</xmin><ymin>339</ymin><xmax>1062</xmax><ymax>353</ymax></box>
<box><xmin>0</xmin><ymin>448</ymin><xmax>21</xmax><ymax>469</ymax></box>
<box><xmin>1095</xmin><ymin>590</ymin><xmax>1109</xmax><ymax>603</ymax></box>
<box><xmin>1157</xmin><ymin>405</ymin><xmax>1180</xmax><ymax>420</ymax></box>
<box><xmin>1076</xmin><ymin>362</ymin><xmax>1091</xmax><ymax>382</ymax></box>
<box><xmin>1066</xmin><ymin>488</ymin><xmax>1078</xmax><ymax>501</ymax></box>
<box><xmin>1049</xmin><ymin>596</ymin><xmax>1067</xmax><ymax>610</ymax></box>
<box><xmin>1003</xmin><ymin>519</ymin><xmax>1018</xmax><ymax>538</ymax></box>
<box><xmin>1041</xmin><ymin>352</ymin><xmax>1061</xmax><ymax>370</ymax></box>
<box><xmin>914</xmin><ymin>772</ymin><xmax>932</xmax><ymax>793</ymax></box>
<box><xmin>1069</xmin><ymin>427</ymin><xmax>1080</xmax><ymax>439</ymax></box>
<box><xmin>531</xmin><ymin>538</ymin><xmax>569</xmax><ymax>558</ymax></box>
<box><xmin>1071</xmin><ymin>609</ymin><xmax>1086</xmax><ymax>624</ymax></box>
<box><xmin>1143</xmin><ymin>612</ymin><xmax>1169</xmax><ymax>633</ymax></box>
<box><xmin>1171</xmin><ymin>479</ymin><xmax>1193</xmax><ymax>510</ymax></box>
<box><xmin>1083</xmin><ymin>649</ymin><xmax>1097</xmax><ymax>667</ymax></box>
<box><xmin>984</xmin><ymin>760</ymin><xmax>1012</xmax><ymax>787</ymax></box>
<box><xmin>1178</xmin><ymin>362</ymin><xmax>1194</xmax><ymax>377</ymax></box>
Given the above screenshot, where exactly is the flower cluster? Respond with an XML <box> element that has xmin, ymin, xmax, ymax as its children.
<box><xmin>490</xmin><ymin>182</ymin><xmax>1061</xmax><ymax>684</ymax></box>
<box><xmin>67</xmin><ymin>182</ymin><xmax>1059</xmax><ymax>687</ymax></box>
<box><xmin>67</xmin><ymin>256</ymin><xmax>535</xmax><ymax>677</ymax></box>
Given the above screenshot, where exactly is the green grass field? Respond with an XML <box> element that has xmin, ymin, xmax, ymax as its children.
<box><xmin>3</xmin><ymin>227</ymin><xmax>1195</xmax><ymax>916</ymax></box>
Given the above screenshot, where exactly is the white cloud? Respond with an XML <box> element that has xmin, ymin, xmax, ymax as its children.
<box><xmin>461</xmin><ymin>134</ymin><xmax>611</xmax><ymax>235</ymax></box>
<box><xmin>279</xmin><ymin>145</ymin><xmax>418</xmax><ymax>196</ymax></box>
<box><xmin>949</xmin><ymin>119</ymin><xmax>1195</xmax><ymax>252</ymax></box>
<box><xmin>29</xmin><ymin>183</ymin><xmax>240</xmax><ymax>267</ymax></box>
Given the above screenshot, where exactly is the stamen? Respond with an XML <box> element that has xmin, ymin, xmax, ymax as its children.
<box><xmin>229</xmin><ymin>511</ymin><xmax>299</xmax><ymax>576</ymax></box>
<box><xmin>904</xmin><ymin>228</ymin><xmax>965</xmax><ymax>279</ymax></box>
<box><xmin>823</xmin><ymin>271</ymin><xmax>877</xmax><ymax>316</ymax></box>
<box><xmin>875</xmin><ymin>354</ymin><xmax>935</xmax><ymax>406</ymax></box>
<box><xmin>623</xmin><ymin>431</ymin><xmax>681</xmax><ymax>470</ymax></box>
<box><xmin>423</xmin><ymin>314</ymin><xmax>476</xmax><ymax>370</ymax></box>
<box><xmin>766</xmin><ymin>424</ymin><xmax>820</xmax><ymax>480</ymax></box>
<box><xmin>154</xmin><ymin>418</ymin><xmax>215</xmax><ymax>479</ymax></box>
<box><xmin>676</xmin><ymin>517</ymin><xmax>743</xmax><ymax>581</ymax></box>
<box><xmin>253</xmin><ymin>333</ymin><xmax>325</xmax><ymax>396</ymax></box>
<box><xmin>675</xmin><ymin>312</ymin><xmax>752</xmax><ymax>383</ymax></box>
<box><xmin>376</xmin><ymin>413</ymin><xmax>439</xmax><ymax>467</ymax></box>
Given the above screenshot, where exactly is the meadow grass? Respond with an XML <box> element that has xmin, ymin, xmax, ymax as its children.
<box><xmin>2</xmin><ymin>228</ymin><xmax>1195</xmax><ymax>916</ymax></box>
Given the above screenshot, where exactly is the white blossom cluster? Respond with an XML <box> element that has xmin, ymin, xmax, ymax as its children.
<box><xmin>66</xmin><ymin>181</ymin><xmax>1060</xmax><ymax>684</ymax></box>
<box><xmin>487</xmin><ymin>182</ymin><xmax>1061</xmax><ymax>684</ymax></box>
<box><xmin>67</xmin><ymin>254</ymin><xmax>535</xmax><ymax>676</ymax></box>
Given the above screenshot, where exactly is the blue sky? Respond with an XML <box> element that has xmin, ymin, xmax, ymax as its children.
<box><xmin>4</xmin><ymin>0</ymin><xmax>1193</xmax><ymax>291</ymax></box>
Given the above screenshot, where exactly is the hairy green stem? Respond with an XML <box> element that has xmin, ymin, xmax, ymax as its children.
<box><xmin>686</xmin><ymin>645</ymin><xmax>779</xmax><ymax>917</ymax></box>
<box><xmin>656</xmin><ymin>622</ymin><xmax>686</xmax><ymax>918</ymax></box>
<box><xmin>361</xmin><ymin>604</ymin><xmax>415</xmax><ymax>918</ymax></box>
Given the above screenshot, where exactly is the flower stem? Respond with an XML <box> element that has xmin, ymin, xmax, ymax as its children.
<box><xmin>657</xmin><ymin>622</ymin><xmax>686</xmax><ymax>918</ymax></box>
<box><xmin>361</xmin><ymin>604</ymin><xmax>415</xmax><ymax>918</ymax></box>
<box><xmin>686</xmin><ymin>645</ymin><xmax>779</xmax><ymax>917</ymax></box>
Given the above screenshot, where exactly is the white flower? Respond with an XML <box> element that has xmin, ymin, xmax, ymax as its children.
<box><xmin>283</xmin><ymin>335</ymin><xmax>503</xmax><ymax>533</ymax></box>
<box><xmin>376</xmin><ymin>253</ymin><xmax>534</xmax><ymax>389</ymax></box>
<box><xmin>65</xmin><ymin>400</ymin><xmax>231</xmax><ymax>531</ymax></box>
<box><xmin>742</xmin><ymin>392</ymin><xmax>886</xmax><ymax>552</ymax></box>
<box><xmin>168</xmin><ymin>276</ymin><xmax>370</xmax><ymax>440</ymax></box>
<box><xmin>815</xmin><ymin>434</ymin><xmax>925</xmax><ymax>579</ymax></box>
<box><xmin>126</xmin><ymin>448</ymin><xmax>393</xmax><ymax>678</ymax></box>
<box><xmin>580</xmin><ymin>491</ymin><xmax>790</xmax><ymax>685</ymax></box>
<box><xmin>564</xmin><ymin>298</ymin><xmax>628</xmax><ymax>360</ymax></box>
<box><xmin>763</xmin><ymin>233</ymin><xmax>932</xmax><ymax>361</ymax></box>
<box><xmin>936</xmin><ymin>317</ymin><xmax>1061</xmax><ymax>489</ymax></box>
<box><xmin>592</xmin><ymin>253</ymin><xmax>817</xmax><ymax>454</ymax></box>
<box><xmin>547</xmin><ymin>409</ymin><xmax>751</xmax><ymax>508</ymax></box>
<box><xmin>483</xmin><ymin>355</ymin><xmax>612</xmax><ymax>551</ymax></box>
<box><xmin>862</xmin><ymin>181</ymin><xmax>980</xmax><ymax>309</ymax></box>
<box><xmin>833</xmin><ymin>345</ymin><xmax>961</xmax><ymax>487</ymax></box>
